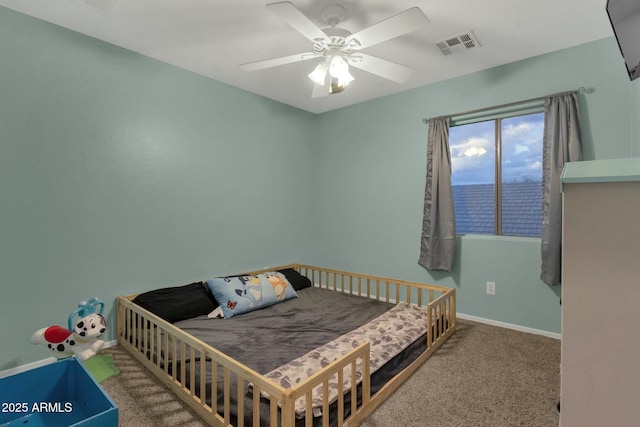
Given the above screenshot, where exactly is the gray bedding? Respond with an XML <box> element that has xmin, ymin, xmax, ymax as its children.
<box><xmin>174</xmin><ymin>286</ymin><xmax>395</xmax><ymax>374</ymax></box>
<box><xmin>170</xmin><ymin>286</ymin><xmax>426</xmax><ymax>426</ymax></box>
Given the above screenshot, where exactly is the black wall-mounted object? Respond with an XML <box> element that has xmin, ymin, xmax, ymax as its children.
<box><xmin>606</xmin><ymin>0</ymin><xmax>640</xmax><ymax>81</ymax></box>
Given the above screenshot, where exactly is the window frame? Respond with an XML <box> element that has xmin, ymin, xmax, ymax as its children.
<box><xmin>450</xmin><ymin>104</ymin><xmax>545</xmax><ymax>238</ymax></box>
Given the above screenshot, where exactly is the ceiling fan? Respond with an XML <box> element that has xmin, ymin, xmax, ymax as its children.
<box><xmin>240</xmin><ymin>2</ymin><xmax>429</xmax><ymax>97</ymax></box>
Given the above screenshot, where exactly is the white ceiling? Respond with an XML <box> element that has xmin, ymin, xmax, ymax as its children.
<box><xmin>0</xmin><ymin>0</ymin><xmax>615</xmax><ymax>114</ymax></box>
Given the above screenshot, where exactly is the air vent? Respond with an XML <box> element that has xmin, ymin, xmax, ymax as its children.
<box><xmin>70</xmin><ymin>0</ymin><xmax>117</xmax><ymax>13</ymax></box>
<box><xmin>435</xmin><ymin>31</ymin><xmax>480</xmax><ymax>55</ymax></box>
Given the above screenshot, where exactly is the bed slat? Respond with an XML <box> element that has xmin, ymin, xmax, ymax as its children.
<box><xmin>269</xmin><ymin>396</ymin><xmax>278</xmax><ymax>426</ymax></box>
<box><xmin>224</xmin><ymin>368</ymin><xmax>231</xmax><ymax>425</ymax></box>
<box><xmin>252</xmin><ymin>384</ymin><xmax>260</xmax><ymax>427</ymax></box>
<box><xmin>322</xmin><ymin>379</ymin><xmax>330</xmax><ymax>427</ymax></box>
<box><xmin>200</xmin><ymin>352</ymin><xmax>208</xmax><ymax>410</ymax></box>
<box><xmin>236</xmin><ymin>375</ymin><xmax>244</xmax><ymax>427</ymax></box>
<box><xmin>337</xmin><ymin>370</ymin><xmax>344</xmax><ymax>427</ymax></box>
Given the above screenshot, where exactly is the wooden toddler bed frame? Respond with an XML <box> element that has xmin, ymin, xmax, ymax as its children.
<box><xmin>117</xmin><ymin>264</ymin><xmax>456</xmax><ymax>427</ymax></box>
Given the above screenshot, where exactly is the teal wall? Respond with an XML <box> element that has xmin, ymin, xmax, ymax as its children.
<box><xmin>0</xmin><ymin>7</ymin><xmax>315</xmax><ymax>369</ymax></box>
<box><xmin>1</xmin><ymin>5</ymin><xmax>639</xmax><ymax>370</ymax></box>
<box><xmin>634</xmin><ymin>70</ymin><xmax>640</xmax><ymax>155</ymax></box>
<box><xmin>310</xmin><ymin>37</ymin><xmax>640</xmax><ymax>334</ymax></box>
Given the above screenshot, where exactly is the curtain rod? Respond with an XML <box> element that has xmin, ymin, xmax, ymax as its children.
<box><xmin>422</xmin><ymin>86</ymin><xmax>587</xmax><ymax>124</ymax></box>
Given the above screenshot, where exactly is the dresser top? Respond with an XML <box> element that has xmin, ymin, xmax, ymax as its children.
<box><xmin>562</xmin><ymin>158</ymin><xmax>640</xmax><ymax>185</ymax></box>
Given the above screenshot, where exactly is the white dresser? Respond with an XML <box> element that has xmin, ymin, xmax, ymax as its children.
<box><xmin>560</xmin><ymin>158</ymin><xmax>640</xmax><ymax>427</ymax></box>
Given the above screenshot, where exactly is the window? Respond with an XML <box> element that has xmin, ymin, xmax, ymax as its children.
<box><xmin>450</xmin><ymin>112</ymin><xmax>544</xmax><ymax>237</ymax></box>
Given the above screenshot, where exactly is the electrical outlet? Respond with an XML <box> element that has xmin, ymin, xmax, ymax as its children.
<box><xmin>486</xmin><ymin>281</ymin><xmax>496</xmax><ymax>295</ymax></box>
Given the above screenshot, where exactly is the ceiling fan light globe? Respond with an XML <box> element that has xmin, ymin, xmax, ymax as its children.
<box><xmin>308</xmin><ymin>62</ymin><xmax>328</xmax><ymax>85</ymax></box>
<box><xmin>329</xmin><ymin>55</ymin><xmax>349</xmax><ymax>78</ymax></box>
<box><xmin>340</xmin><ymin>70</ymin><xmax>354</xmax><ymax>85</ymax></box>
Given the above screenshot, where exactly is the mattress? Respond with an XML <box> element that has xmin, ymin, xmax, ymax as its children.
<box><xmin>171</xmin><ymin>286</ymin><xmax>427</xmax><ymax>426</ymax></box>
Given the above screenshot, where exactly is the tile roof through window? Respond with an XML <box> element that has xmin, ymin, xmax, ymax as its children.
<box><xmin>452</xmin><ymin>182</ymin><xmax>542</xmax><ymax>237</ymax></box>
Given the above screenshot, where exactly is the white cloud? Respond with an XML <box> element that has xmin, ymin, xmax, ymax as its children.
<box><xmin>451</xmin><ymin>136</ymin><xmax>493</xmax><ymax>173</ymax></box>
<box><xmin>503</xmin><ymin>120</ymin><xmax>544</xmax><ymax>147</ymax></box>
<box><xmin>451</xmin><ymin>136</ymin><xmax>492</xmax><ymax>157</ymax></box>
<box><xmin>503</xmin><ymin>122</ymin><xmax>533</xmax><ymax>138</ymax></box>
<box><xmin>464</xmin><ymin>146</ymin><xmax>487</xmax><ymax>157</ymax></box>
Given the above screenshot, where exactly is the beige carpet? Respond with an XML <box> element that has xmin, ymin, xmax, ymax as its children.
<box><xmin>101</xmin><ymin>347</ymin><xmax>207</xmax><ymax>427</ymax></box>
<box><xmin>101</xmin><ymin>319</ymin><xmax>560</xmax><ymax>426</ymax></box>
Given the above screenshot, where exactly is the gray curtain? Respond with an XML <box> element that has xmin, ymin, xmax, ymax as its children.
<box><xmin>540</xmin><ymin>91</ymin><xmax>582</xmax><ymax>285</ymax></box>
<box><xmin>419</xmin><ymin>116</ymin><xmax>456</xmax><ymax>272</ymax></box>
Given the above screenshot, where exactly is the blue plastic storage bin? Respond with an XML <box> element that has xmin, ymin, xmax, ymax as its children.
<box><xmin>0</xmin><ymin>357</ymin><xmax>118</xmax><ymax>427</ymax></box>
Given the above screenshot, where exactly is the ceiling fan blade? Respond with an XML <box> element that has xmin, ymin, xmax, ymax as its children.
<box><xmin>311</xmin><ymin>83</ymin><xmax>329</xmax><ymax>98</ymax></box>
<box><xmin>241</xmin><ymin>52</ymin><xmax>318</xmax><ymax>72</ymax></box>
<box><xmin>346</xmin><ymin>7</ymin><xmax>428</xmax><ymax>50</ymax></box>
<box><xmin>348</xmin><ymin>53</ymin><xmax>415</xmax><ymax>83</ymax></box>
<box><xmin>266</xmin><ymin>2</ymin><xmax>328</xmax><ymax>43</ymax></box>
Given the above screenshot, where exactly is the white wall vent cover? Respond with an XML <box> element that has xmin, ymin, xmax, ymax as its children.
<box><xmin>70</xmin><ymin>0</ymin><xmax>117</xmax><ymax>13</ymax></box>
<box><xmin>435</xmin><ymin>31</ymin><xmax>481</xmax><ymax>55</ymax></box>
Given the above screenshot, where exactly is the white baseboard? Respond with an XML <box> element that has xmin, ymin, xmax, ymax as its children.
<box><xmin>103</xmin><ymin>339</ymin><xmax>117</xmax><ymax>349</ymax></box>
<box><xmin>102</xmin><ymin>339</ymin><xmax>117</xmax><ymax>348</ymax></box>
<box><xmin>457</xmin><ymin>312</ymin><xmax>561</xmax><ymax>340</ymax></box>
<box><xmin>0</xmin><ymin>339</ymin><xmax>118</xmax><ymax>379</ymax></box>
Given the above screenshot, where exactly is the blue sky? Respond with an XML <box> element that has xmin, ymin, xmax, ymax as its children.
<box><xmin>449</xmin><ymin>113</ymin><xmax>544</xmax><ymax>185</ymax></box>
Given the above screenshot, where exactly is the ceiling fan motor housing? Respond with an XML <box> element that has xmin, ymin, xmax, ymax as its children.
<box><xmin>313</xmin><ymin>27</ymin><xmax>358</xmax><ymax>57</ymax></box>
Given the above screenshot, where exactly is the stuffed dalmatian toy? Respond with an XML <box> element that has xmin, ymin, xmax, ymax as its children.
<box><xmin>30</xmin><ymin>298</ymin><xmax>106</xmax><ymax>362</ymax></box>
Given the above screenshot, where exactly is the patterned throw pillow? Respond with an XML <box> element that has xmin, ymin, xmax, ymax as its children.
<box><xmin>206</xmin><ymin>272</ymin><xmax>298</xmax><ymax>318</ymax></box>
